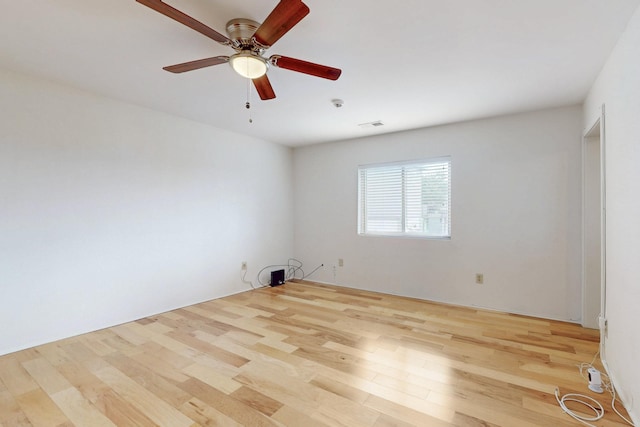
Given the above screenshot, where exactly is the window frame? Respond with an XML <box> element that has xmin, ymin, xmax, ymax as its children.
<box><xmin>357</xmin><ymin>157</ymin><xmax>452</xmax><ymax>239</ymax></box>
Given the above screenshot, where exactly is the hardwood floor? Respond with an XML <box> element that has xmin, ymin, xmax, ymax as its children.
<box><xmin>0</xmin><ymin>281</ymin><xmax>630</xmax><ymax>426</ymax></box>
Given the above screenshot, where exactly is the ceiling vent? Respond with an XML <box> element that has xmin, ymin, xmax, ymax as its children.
<box><xmin>358</xmin><ymin>120</ymin><xmax>384</xmax><ymax>128</ymax></box>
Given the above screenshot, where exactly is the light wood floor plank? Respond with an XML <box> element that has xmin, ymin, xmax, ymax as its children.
<box><xmin>91</xmin><ymin>365</ymin><xmax>195</xmax><ymax>427</ymax></box>
<box><xmin>15</xmin><ymin>388</ymin><xmax>70</xmax><ymax>427</ymax></box>
<box><xmin>0</xmin><ymin>384</ymin><xmax>32</xmax><ymax>427</ymax></box>
<box><xmin>0</xmin><ymin>280</ymin><xmax>631</xmax><ymax>426</ymax></box>
<box><xmin>0</xmin><ymin>357</ymin><xmax>39</xmax><ymax>397</ymax></box>
<box><xmin>50</xmin><ymin>387</ymin><xmax>116</xmax><ymax>427</ymax></box>
<box><xmin>179</xmin><ymin>397</ymin><xmax>244</xmax><ymax>427</ymax></box>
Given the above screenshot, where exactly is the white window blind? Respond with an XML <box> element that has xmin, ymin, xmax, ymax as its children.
<box><xmin>358</xmin><ymin>158</ymin><xmax>451</xmax><ymax>238</ymax></box>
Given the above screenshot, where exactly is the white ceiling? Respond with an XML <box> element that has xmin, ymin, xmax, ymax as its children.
<box><xmin>1</xmin><ymin>1</ymin><xmax>638</xmax><ymax>146</ymax></box>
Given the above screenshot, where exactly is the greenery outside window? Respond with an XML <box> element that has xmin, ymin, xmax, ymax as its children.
<box><xmin>358</xmin><ymin>157</ymin><xmax>451</xmax><ymax>238</ymax></box>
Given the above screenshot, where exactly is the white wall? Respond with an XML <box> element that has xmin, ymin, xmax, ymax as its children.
<box><xmin>584</xmin><ymin>4</ymin><xmax>640</xmax><ymax>423</ymax></box>
<box><xmin>293</xmin><ymin>106</ymin><xmax>583</xmax><ymax>321</ymax></box>
<box><xmin>0</xmin><ymin>69</ymin><xmax>293</xmax><ymax>355</ymax></box>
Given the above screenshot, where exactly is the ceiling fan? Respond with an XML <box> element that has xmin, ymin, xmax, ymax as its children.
<box><xmin>136</xmin><ymin>0</ymin><xmax>342</xmax><ymax>100</ymax></box>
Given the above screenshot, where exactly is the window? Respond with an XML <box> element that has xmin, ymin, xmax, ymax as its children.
<box><xmin>358</xmin><ymin>157</ymin><xmax>451</xmax><ymax>238</ymax></box>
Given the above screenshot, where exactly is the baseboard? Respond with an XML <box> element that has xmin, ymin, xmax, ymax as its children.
<box><xmin>299</xmin><ymin>279</ymin><xmax>579</xmax><ymax>324</ymax></box>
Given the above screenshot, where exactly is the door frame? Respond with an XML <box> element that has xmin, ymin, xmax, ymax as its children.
<box><xmin>581</xmin><ymin>105</ymin><xmax>606</xmax><ymax>334</ymax></box>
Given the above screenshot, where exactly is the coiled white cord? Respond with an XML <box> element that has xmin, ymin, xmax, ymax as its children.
<box><xmin>578</xmin><ymin>360</ymin><xmax>635</xmax><ymax>426</ymax></box>
<box><xmin>555</xmin><ymin>388</ymin><xmax>604</xmax><ymax>427</ymax></box>
<box><xmin>555</xmin><ymin>351</ymin><xmax>635</xmax><ymax>426</ymax></box>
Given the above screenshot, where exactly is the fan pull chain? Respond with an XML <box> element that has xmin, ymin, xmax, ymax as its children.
<box><xmin>246</xmin><ymin>78</ymin><xmax>253</xmax><ymax>123</ymax></box>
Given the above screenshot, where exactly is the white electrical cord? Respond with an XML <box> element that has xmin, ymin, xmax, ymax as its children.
<box><xmin>578</xmin><ymin>358</ymin><xmax>635</xmax><ymax>426</ymax></box>
<box><xmin>243</xmin><ymin>259</ymin><xmax>324</xmax><ymax>290</ymax></box>
<box><xmin>609</xmin><ymin>384</ymin><xmax>636</xmax><ymax>426</ymax></box>
<box><xmin>555</xmin><ymin>388</ymin><xmax>604</xmax><ymax>427</ymax></box>
<box><xmin>556</xmin><ymin>351</ymin><xmax>635</xmax><ymax>426</ymax></box>
<box><xmin>241</xmin><ymin>268</ymin><xmax>259</xmax><ymax>289</ymax></box>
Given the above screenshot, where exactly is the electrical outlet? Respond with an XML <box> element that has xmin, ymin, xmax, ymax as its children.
<box><xmin>475</xmin><ymin>273</ymin><xmax>484</xmax><ymax>284</ymax></box>
<box><xmin>241</xmin><ymin>261</ymin><xmax>247</xmax><ymax>271</ymax></box>
<box><xmin>338</xmin><ymin>258</ymin><xmax>344</xmax><ymax>267</ymax></box>
<box><xmin>598</xmin><ymin>315</ymin><xmax>607</xmax><ymax>336</ymax></box>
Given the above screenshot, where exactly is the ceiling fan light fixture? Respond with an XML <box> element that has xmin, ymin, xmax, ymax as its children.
<box><xmin>230</xmin><ymin>52</ymin><xmax>268</xmax><ymax>79</ymax></box>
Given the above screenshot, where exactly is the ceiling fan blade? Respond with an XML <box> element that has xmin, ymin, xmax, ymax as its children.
<box><xmin>163</xmin><ymin>56</ymin><xmax>229</xmax><ymax>73</ymax></box>
<box><xmin>253</xmin><ymin>0</ymin><xmax>309</xmax><ymax>48</ymax></box>
<box><xmin>136</xmin><ymin>0</ymin><xmax>230</xmax><ymax>45</ymax></box>
<box><xmin>270</xmin><ymin>55</ymin><xmax>341</xmax><ymax>80</ymax></box>
<box><xmin>253</xmin><ymin>75</ymin><xmax>276</xmax><ymax>100</ymax></box>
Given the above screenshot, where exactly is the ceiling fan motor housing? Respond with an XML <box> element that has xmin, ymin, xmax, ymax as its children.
<box><xmin>226</xmin><ymin>18</ymin><xmax>261</xmax><ymax>49</ymax></box>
